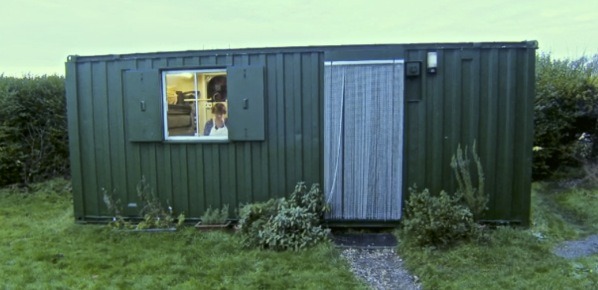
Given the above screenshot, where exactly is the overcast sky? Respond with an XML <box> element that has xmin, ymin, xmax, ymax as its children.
<box><xmin>1</xmin><ymin>0</ymin><xmax>596</xmax><ymax>76</ymax></box>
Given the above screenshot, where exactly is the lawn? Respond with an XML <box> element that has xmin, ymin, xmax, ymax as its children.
<box><xmin>397</xmin><ymin>182</ymin><xmax>598</xmax><ymax>290</ymax></box>
<box><xmin>0</xmin><ymin>179</ymin><xmax>366</xmax><ymax>289</ymax></box>
<box><xmin>3</xmin><ymin>178</ymin><xmax>597</xmax><ymax>289</ymax></box>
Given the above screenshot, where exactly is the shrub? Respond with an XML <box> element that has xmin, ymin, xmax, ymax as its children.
<box><xmin>0</xmin><ymin>75</ymin><xmax>68</xmax><ymax>186</ymax></box>
<box><xmin>237</xmin><ymin>182</ymin><xmax>330</xmax><ymax>251</ymax></box>
<box><xmin>534</xmin><ymin>53</ymin><xmax>598</xmax><ymax>179</ymax></box>
<box><xmin>237</xmin><ymin>198</ymin><xmax>280</xmax><ymax>243</ymax></box>
<box><xmin>402</xmin><ymin>185</ymin><xmax>478</xmax><ymax>248</ymax></box>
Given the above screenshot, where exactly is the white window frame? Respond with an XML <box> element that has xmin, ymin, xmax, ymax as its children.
<box><xmin>162</xmin><ymin>68</ymin><xmax>228</xmax><ymax>141</ymax></box>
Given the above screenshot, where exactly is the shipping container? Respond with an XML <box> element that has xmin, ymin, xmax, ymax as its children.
<box><xmin>66</xmin><ymin>41</ymin><xmax>537</xmax><ymax>226</ymax></box>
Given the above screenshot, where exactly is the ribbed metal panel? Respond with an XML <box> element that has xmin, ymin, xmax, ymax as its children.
<box><xmin>403</xmin><ymin>46</ymin><xmax>534</xmax><ymax>225</ymax></box>
<box><xmin>67</xmin><ymin>42</ymin><xmax>535</xmax><ymax>225</ymax></box>
<box><xmin>67</xmin><ymin>51</ymin><xmax>324</xmax><ymax>220</ymax></box>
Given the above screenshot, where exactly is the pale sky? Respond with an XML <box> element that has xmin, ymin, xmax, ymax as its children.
<box><xmin>1</xmin><ymin>0</ymin><xmax>596</xmax><ymax>76</ymax></box>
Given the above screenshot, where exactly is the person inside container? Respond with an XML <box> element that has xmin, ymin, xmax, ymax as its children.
<box><xmin>203</xmin><ymin>103</ymin><xmax>228</xmax><ymax>136</ymax></box>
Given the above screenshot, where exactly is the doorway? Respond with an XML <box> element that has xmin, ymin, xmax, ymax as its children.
<box><xmin>324</xmin><ymin>60</ymin><xmax>405</xmax><ymax>221</ymax></box>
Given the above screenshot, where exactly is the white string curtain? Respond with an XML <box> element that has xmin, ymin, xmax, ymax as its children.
<box><xmin>324</xmin><ymin>61</ymin><xmax>404</xmax><ymax>221</ymax></box>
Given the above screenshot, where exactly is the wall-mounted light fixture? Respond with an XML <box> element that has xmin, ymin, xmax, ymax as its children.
<box><xmin>427</xmin><ymin>51</ymin><xmax>438</xmax><ymax>74</ymax></box>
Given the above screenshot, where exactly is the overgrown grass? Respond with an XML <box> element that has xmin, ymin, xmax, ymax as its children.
<box><xmin>398</xmin><ymin>183</ymin><xmax>598</xmax><ymax>289</ymax></box>
<box><xmin>532</xmin><ymin>182</ymin><xmax>598</xmax><ymax>241</ymax></box>
<box><xmin>6</xmin><ymin>179</ymin><xmax>596</xmax><ymax>289</ymax></box>
<box><xmin>0</xmin><ymin>179</ymin><xmax>366</xmax><ymax>289</ymax></box>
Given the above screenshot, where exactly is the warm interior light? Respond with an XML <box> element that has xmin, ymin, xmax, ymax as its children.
<box><xmin>180</xmin><ymin>73</ymin><xmax>193</xmax><ymax>79</ymax></box>
<box><xmin>427</xmin><ymin>52</ymin><xmax>438</xmax><ymax>73</ymax></box>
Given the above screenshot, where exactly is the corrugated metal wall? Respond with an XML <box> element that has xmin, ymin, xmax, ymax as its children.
<box><xmin>403</xmin><ymin>46</ymin><xmax>535</xmax><ymax>225</ymax></box>
<box><xmin>67</xmin><ymin>51</ymin><xmax>324</xmax><ymax>221</ymax></box>
<box><xmin>67</xmin><ymin>42</ymin><xmax>535</xmax><ymax>225</ymax></box>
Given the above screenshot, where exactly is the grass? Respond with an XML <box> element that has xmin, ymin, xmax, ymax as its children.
<box><xmin>4</xmin><ymin>178</ymin><xmax>597</xmax><ymax>289</ymax></box>
<box><xmin>0</xmin><ymin>179</ymin><xmax>366</xmax><ymax>289</ymax></box>
<box><xmin>397</xmin><ymin>182</ymin><xmax>598</xmax><ymax>289</ymax></box>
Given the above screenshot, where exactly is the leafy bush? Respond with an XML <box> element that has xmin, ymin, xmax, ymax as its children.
<box><xmin>237</xmin><ymin>182</ymin><xmax>330</xmax><ymax>251</ymax></box>
<box><xmin>0</xmin><ymin>75</ymin><xmax>68</xmax><ymax>186</ymax></box>
<box><xmin>450</xmin><ymin>141</ymin><xmax>488</xmax><ymax>220</ymax></box>
<box><xmin>287</xmin><ymin>181</ymin><xmax>330</xmax><ymax>215</ymax></box>
<box><xmin>237</xmin><ymin>198</ymin><xmax>278</xmax><ymax>235</ymax></box>
<box><xmin>534</xmin><ymin>53</ymin><xmax>598</xmax><ymax>179</ymax></box>
<box><xmin>402</xmin><ymin>185</ymin><xmax>478</xmax><ymax>248</ymax></box>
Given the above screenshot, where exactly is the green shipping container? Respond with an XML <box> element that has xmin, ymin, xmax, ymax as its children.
<box><xmin>66</xmin><ymin>41</ymin><xmax>537</xmax><ymax>226</ymax></box>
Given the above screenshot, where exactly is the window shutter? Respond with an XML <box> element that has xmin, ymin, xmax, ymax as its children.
<box><xmin>124</xmin><ymin>70</ymin><xmax>163</xmax><ymax>142</ymax></box>
<box><xmin>227</xmin><ymin>66</ymin><xmax>266</xmax><ymax>141</ymax></box>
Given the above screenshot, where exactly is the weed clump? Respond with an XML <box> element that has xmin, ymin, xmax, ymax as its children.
<box><xmin>450</xmin><ymin>141</ymin><xmax>489</xmax><ymax>220</ymax></box>
<box><xmin>102</xmin><ymin>176</ymin><xmax>185</xmax><ymax>230</ymax></box>
<box><xmin>199</xmin><ymin>204</ymin><xmax>229</xmax><ymax>225</ymax></box>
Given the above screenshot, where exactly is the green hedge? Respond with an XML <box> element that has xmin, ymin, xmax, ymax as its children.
<box><xmin>533</xmin><ymin>54</ymin><xmax>598</xmax><ymax>179</ymax></box>
<box><xmin>0</xmin><ymin>75</ymin><xmax>68</xmax><ymax>186</ymax></box>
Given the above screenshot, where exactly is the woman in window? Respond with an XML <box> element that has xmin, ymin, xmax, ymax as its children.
<box><xmin>203</xmin><ymin>103</ymin><xmax>228</xmax><ymax>136</ymax></box>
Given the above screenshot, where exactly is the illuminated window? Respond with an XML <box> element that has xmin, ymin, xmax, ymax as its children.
<box><xmin>162</xmin><ymin>69</ymin><xmax>228</xmax><ymax>140</ymax></box>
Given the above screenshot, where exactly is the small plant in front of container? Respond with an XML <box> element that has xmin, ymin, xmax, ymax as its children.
<box><xmin>195</xmin><ymin>204</ymin><xmax>231</xmax><ymax>231</ymax></box>
<box><xmin>401</xmin><ymin>140</ymin><xmax>489</xmax><ymax>248</ymax></box>
<box><xmin>401</xmin><ymin>184</ymin><xmax>478</xmax><ymax>248</ymax></box>
<box><xmin>102</xmin><ymin>176</ymin><xmax>185</xmax><ymax>231</ymax></box>
<box><xmin>102</xmin><ymin>187</ymin><xmax>133</xmax><ymax>229</ymax></box>
<box><xmin>450</xmin><ymin>140</ymin><xmax>489</xmax><ymax>221</ymax></box>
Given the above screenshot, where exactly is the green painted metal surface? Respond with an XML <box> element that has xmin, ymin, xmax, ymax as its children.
<box><xmin>124</xmin><ymin>70</ymin><xmax>163</xmax><ymax>142</ymax></box>
<box><xmin>67</xmin><ymin>50</ymin><xmax>324</xmax><ymax>220</ymax></box>
<box><xmin>66</xmin><ymin>41</ymin><xmax>536</xmax><ymax>225</ymax></box>
<box><xmin>227</xmin><ymin>65</ymin><xmax>266</xmax><ymax>141</ymax></box>
<box><xmin>402</xmin><ymin>45</ymin><xmax>535</xmax><ymax>226</ymax></box>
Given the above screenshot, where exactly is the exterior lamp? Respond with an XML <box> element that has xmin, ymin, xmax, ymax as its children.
<box><xmin>427</xmin><ymin>51</ymin><xmax>438</xmax><ymax>74</ymax></box>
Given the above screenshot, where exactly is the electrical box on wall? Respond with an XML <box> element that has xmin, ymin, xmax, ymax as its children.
<box><xmin>405</xmin><ymin>61</ymin><xmax>421</xmax><ymax>77</ymax></box>
<box><xmin>405</xmin><ymin>61</ymin><xmax>423</xmax><ymax>101</ymax></box>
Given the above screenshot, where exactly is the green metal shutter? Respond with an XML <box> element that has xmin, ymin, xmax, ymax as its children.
<box><xmin>227</xmin><ymin>66</ymin><xmax>266</xmax><ymax>141</ymax></box>
<box><xmin>124</xmin><ymin>70</ymin><xmax>163</xmax><ymax>142</ymax></box>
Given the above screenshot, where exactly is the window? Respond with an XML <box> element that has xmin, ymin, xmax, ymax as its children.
<box><xmin>162</xmin><ymin>69</ymin><xmax>229</xmax><ymax>140</ymax></box>
<box><xmin>123</xmin><ymin>66</ymin><xmax>265</xmax><ymax>142</ymax></box>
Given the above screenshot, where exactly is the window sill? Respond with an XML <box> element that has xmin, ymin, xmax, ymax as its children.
<box><xmin>163</xmin><ymin>137</ymin><xmax>230</xmax><ymax>144</ymax></box>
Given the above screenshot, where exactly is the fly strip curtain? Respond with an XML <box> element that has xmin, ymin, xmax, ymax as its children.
<box><xmin>324</xmin><ymin>60</ymin><xmax>404</xmax><ymax>221</ymax></box>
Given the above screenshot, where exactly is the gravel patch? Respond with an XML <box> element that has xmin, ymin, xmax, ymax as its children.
<box><xmin>340</xmin><ymin>248</ymin><xmax>421</xmax><ymax>290</ymax></box>
<box><xmin>553</xmin><ymin>234</ymin><xmax>598</xmax><ymax>259</ymax></box>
